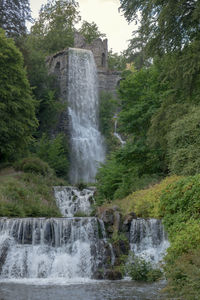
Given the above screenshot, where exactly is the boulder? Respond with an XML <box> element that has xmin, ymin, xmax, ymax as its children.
<box><xmin>104</xmin><ymin>269</ymin><xmax>122</xmax><ymax>280</ymax></box>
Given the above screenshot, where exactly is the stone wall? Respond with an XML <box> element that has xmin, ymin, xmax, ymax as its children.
<box><xmin>46</xmin><ymin>50</ymin><xmax>69</xmax><ymax>134</ymax></box>
<box><xmin>74</xmin><ymin>32</ymin><xmax>121</xmax><ymax>95</ymax></box>
<box><xmin>47</xmin><ymin>36</ymin><xmax>121</xmax><ymax>98</ymax></box>
<box><xmin>74</xmin><ymin>32</ymin><xmax>108</xmax><ymax>71</ymax></box>
<box><xmin>46</xmin><ymin>36</ymin><xmax>121</xmax><ymax>132</ymax></box>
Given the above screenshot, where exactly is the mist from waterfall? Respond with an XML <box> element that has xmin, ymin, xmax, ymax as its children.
<box><xmin>68</xmin><ymin>48</ymin><xmax>105</xmax><ymax>184</ymax></box>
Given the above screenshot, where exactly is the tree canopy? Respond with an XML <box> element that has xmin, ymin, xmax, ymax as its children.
<box><xmin>0</xmin><ymin>29</ymin><xmax>38</xmax><ymax>161</ymax></box>
<box><xmin>79</xmin><ymin>21</ymin><xmax>106</xmax><ymax>44</ymax></box>
<box><xmin>30</xmin><ymin>0</ymin><xmax>80</xmax><ymax>54</ymax></box>
<box><xmin>120</xmin><ymin>0</ymin><xmax>200</xmax><ymax>55</ymax></box>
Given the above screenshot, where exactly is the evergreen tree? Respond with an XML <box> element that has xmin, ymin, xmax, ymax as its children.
<box><xmin>0</xmin><ymin>0</ymin><xmax>31</xmax><ymax>37</ymax></box>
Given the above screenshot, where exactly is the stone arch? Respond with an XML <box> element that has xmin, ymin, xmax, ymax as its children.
<box><xmin>101</xmin><ymin>53</ymin><xmax>106</xmax><ymax>67</ymax></box>
<box><xmin>54</xmin><ymin>61</ymin><xmax>61</xmax><ymax>78</ymax></box>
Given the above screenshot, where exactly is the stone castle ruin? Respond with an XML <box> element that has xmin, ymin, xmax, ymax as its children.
<box><xmin>46</xmin><ymin>32</ymin><xmax>121</xmax><ymax>97</ymax></box>
<box><xmin>46</xmin><ymin>33</ymin><xmax>121</xmax><ymax>133</ymax></box>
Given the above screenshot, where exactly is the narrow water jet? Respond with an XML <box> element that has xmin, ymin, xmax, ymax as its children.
<box><xmin>113</xmin><ymin>114</ymin><xmax>126</xmax><ymax>146</ymax></box>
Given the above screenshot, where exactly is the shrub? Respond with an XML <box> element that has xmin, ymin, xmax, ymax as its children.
<box><xmin>160</xmin><ymin>175</ymin><xmax>200</xmax><ymax>230</ymax></box>
<box><xmin>165</xmin><ymin>219</ymin><xmax>200</xmax><ymax>265</ymax></box>
<box><xmin>127</xmin><ymin>254</ymin><xmax>162</xmax><ymax>282</ymax></box>
<box><xmin>167</xmin><ymin>106</ymin><xmax>200</xmax><ymax>175</ymax></box>
<box><xmin>15</xmin><ymin>157</ymin><xmax>53</xmax><ymax>177</ymax></box>
<box><xmin>34</xmin><ymin>133</ymin><xmax>69</xmax><ymax>178</ymax></box>
<box><xmin>164</xmin><ymin>249</ymin><xmax>200</xmax><ymax>300</ymax></box>
<box><xmin>109</xmin><ymin>175</ymin><xmax>181</xmax><ymax>218</ymax></box>
<box><xmin>158</xmin><ymin>175</ymin><xmax>200</xmax><ymax>298</ymax></box>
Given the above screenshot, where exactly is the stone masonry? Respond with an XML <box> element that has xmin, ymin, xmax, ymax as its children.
<box><xmin>46</xmin><ymin>34</ymin><xmax>121</xmax><ymax>132</ymax></box>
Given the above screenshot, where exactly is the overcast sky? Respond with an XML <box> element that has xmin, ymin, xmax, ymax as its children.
<box><xmin>29</xmin><ymin>0</ymin><xmax>135</xmax><ymax>53</ymax></box>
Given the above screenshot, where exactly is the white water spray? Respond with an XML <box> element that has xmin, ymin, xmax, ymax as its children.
<box><xmin>129</xmin><ymin>218</ymin><xmax>169</xmax><ymax>265</ymax></box>
<box><xmin>54</xmin><ymin>186</ymin><xmax>95</xmax><ymax>217</ymax></box>
<box><xmin>68</xmin><ymin>48</ymin><xmax>105</xmax><ymax>183</ymax></box>
<box><xmin>0</xmin><ymin>218</ymin><xmax>108</xmax><ymax>280</ymax></box>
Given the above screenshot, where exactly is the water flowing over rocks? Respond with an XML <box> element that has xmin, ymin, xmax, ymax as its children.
<box><xmin>54</xmin><ymin>186</ymin><xmax>95</xmax><ymax>217</ymax></box>
<box><xmin>0</xmin><ymin>188</ymin><xmax>169</xmax><ymax>280</ymax></box>
<box><xmin>0</xmin><ymin>217</ymin><xmax>112</xmax><ymax>279</ymax></box>
<box><xmin>130</xmin><ymin>218</ymin><xmax>170</xmax><ymax>264</ymax></box>
<box><xmin>0</xmin><ymin>44</ymin><xmax>169</xmax><ymax>283</ymax></box>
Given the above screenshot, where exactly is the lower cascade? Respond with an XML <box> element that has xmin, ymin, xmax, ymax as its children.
<box><xmin>0</xmin><ymin>187</ymin><xmax>169</xmax><ymax>280</ymax></box>
<box><xmin>129</xmin><ymin>218</ymin><xmax>169</xmax><ymax>264</ymax></box>
<box><xmin>0</xmin><ymin>217</ymin><xmax>109</xmax><ymax>279</ymax></box>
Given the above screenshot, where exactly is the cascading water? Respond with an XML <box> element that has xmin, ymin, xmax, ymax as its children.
<box><xmin>0</xmin><ymin>186</ymin><xmax>114</xmax><ymax>281</ymax></box>
<box><xmin>54</xmin><ymin>186</ymin><xmax>95</xmax><ymax>217</ymax></box>
<box><xmin>68</xmin><ymin>48</ymin><xmax>105</xmax><ymax>184</ymax></box>
<box><xmin>0</xmin><ymin>217</ymin><xmax>109</xmax><ymax>280</ymax></box>
<box><xmin>0</xmin><ymin>47</ymin><xmax>169</xmax><ymax>288</ymax></box>
<box><xmin>129</xmin><ymin>218</ymin><xmax>169</xmax><ymax>265</ymax></box>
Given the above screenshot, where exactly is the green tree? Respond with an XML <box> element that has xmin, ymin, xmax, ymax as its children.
<box><xmin>0</xmin><ymin>0</ymin><xmax>31</xmax><ymax>37</ymax></box>
<box><xmin>30</xmin><ymin>0</ymin><xmax>80</xmax><ymax>55</ymax></box>
<box><xmin>0</xmin><ymin>29</ymin><xmax>38</xmax><ymax>162</ymax></box>
<box><xmin>167</xmin><ymin>106</ymin><xmax>200</xmax><ymax>175</ymax></box>
<box><xmin>118</xmin><ymin>65</ymin><xmax>163</xmax><ymax>137</ymax></box>
<box><xmin>108</xmin><ymin>49</ymin><xmax>127</xmax><ymax>71</ymax></box>
<box><xmin>34</xmin><ymin>133</ymin><xmax>69</xmax><ymax>178</ymax></box>
<box><xmin>17</xmin><ymin>31</ymin><xmax>66</xmax><ymax>136</ymax></box>
<box><xmin>120</xmin><ymin>0</ymin><xmax>200</xmax><ymax>55</ymax></box>
<box><xmin>79</xmin><ymin>21</ymin><xmax>106</xmax><ymax>44</ymax></box>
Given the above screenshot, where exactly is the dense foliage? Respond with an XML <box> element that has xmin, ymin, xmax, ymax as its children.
<box><xmin>97</xmin><ymin>66</ymin><xmax>165</xmax><ymax>202</ymax></box>
<box><xmin>127</xmin><ymin>254</ymin><xmax>162</xmax><ymax>282</ymax></box>
<box><xmin>0</xmin><ymin>29</ymin><xmax>38</xmax><ymax>162</ymax></box>
<box><xmin>159</xmin><ymin>175</ymin><xmax>200</xmax><ymax>299</ymax></box>
<box><xmin>30</xmin><ymin>0</ymin><xmax>80</xmax><ymax>55</ymax></box>
<box><xmin>108</xmin><ymin>50</ymin><xmax>127</xmax><ymax>71</ymax></box>
<box><xmin>120</xmin><ymin>0</ymin><xmax>200</xmax><ymax>55</ymax></box>
<box><xmin>34</xmin><ymin>133</ymin><xmax>69</xmax><ymax>178</ymax></box>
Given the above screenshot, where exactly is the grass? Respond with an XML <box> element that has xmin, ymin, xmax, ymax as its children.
<box><xmin>0</xmin><ymin>167</ymin><xmax>66</xmax><ymax>217</ymax></box>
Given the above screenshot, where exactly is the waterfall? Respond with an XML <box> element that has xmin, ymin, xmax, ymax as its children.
<box><xmin>68</xmin><ymin>48</ymin><xmax>105</xmax><ymax>184</ymax></box>
<box><xmin>54</xmin><ymin>186</ymin><xmax>95</xmax><ymax>217</ymax></box>
<box><xmin>0</xmin><ymin>187</ymin><xmax>114</xmax><ymax>280</ymax></box>
<box><xmin>0</xmin><ymin>218</ymin><xmax>109</xmax><ymax>280</ymax></box>
<box><xmin>129</xmin><ymin>218</ymin><xmax>169</xmax><ymax>265</ymax></box>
